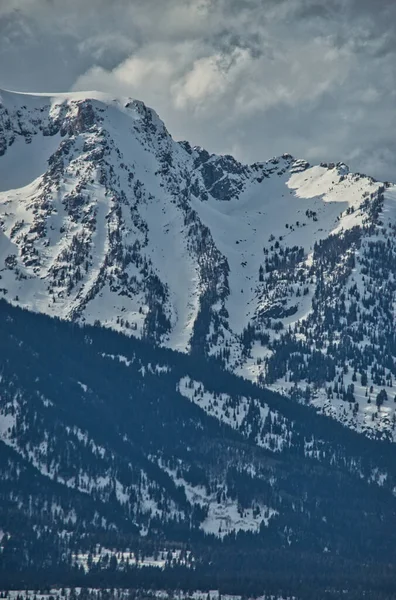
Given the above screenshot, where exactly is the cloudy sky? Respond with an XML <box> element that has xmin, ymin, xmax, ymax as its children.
<box><xmin>1</xmin><ymin>0</ymin><xmax>395</xmax><ymax>180</ymax></box>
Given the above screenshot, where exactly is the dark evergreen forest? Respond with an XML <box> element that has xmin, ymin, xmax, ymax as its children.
<box><xmin>1</xmin><ymin>300</ymin><xmax>396</xmax><ymax>599</ymax></box>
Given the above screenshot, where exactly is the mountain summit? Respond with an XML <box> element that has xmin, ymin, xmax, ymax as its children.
<box><xmin>1</xmin><ymin>89</ymin><xmax>395</xmax><ymax>440</ymax></box>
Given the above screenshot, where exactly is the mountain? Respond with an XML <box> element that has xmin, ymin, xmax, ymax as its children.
<box><xmin>2</xmin><ymin>300</ymin><xmax>396</xmax><ymax>599</ymax></box>
<box><xmin>1</xmin><ymin>89</ymin><xmax>396</xmax><ymax>442</ymax></box>
<box><xmin>3</xmin><ymin>89</ymin><xmax>396</xmax><ymax>598</ymax></box>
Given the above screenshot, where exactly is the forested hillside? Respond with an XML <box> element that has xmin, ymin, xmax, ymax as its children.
<box><xmin>1</xmin><ymin>300</ymin><xmax>396</xmax><ymax>599</ymax></box>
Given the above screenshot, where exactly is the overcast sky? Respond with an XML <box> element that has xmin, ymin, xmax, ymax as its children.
<box><xmin>1</xmin><ymin>0</ymin><xmax>396</xmax><ymax>180</ymax></box>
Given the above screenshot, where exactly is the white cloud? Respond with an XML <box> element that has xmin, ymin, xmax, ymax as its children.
<box><xmin>172</xmin><ymin>55</ymin><xmax>229</xmax><ymax>109</ymax></box>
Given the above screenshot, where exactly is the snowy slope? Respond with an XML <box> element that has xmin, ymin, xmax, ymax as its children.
<box><xmin>1</xmin><ymin>88</ymin><xmax>396</xmax><ymax>441</ymax></box>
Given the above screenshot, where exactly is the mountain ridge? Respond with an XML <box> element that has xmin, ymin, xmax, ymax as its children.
<box><xmin>1</xmin><ymin>88</ymin><xmax>395</xmax><ymax>442</ymax></box>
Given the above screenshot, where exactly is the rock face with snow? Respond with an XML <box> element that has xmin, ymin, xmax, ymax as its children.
<box><xmin>1</xmin><ymin>89</ymin><xmax>396</xmax><ymax>441</ymax></box>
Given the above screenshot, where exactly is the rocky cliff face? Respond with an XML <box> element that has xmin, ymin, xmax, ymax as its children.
<box><xmin>1</xmin><ymin>89</ymin><xmax>396</xmax><ymax>440</ymax></box>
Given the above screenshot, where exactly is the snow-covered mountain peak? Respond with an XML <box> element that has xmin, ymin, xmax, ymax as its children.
<box><xmin>1</xmin><ymin>88</ymin><xmax>396</xmax><ymax>441</ymax></box>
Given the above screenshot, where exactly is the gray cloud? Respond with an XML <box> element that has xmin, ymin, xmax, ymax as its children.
<box><xmin>1</xmin><ymin>0</ymin><xmax>396</xmax><ymax>180</ymax></box>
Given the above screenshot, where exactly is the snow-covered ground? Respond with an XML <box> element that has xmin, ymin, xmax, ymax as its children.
<box><xmin>162</xmin><ymin>461</ymin><xmax>277</xmax><ymax>539</ymax></box>
<box><xmin>73</xmin><ymin>547</ymin><xmax>194</xmax><ymax>573</ymax></box>
<box><xmin>178</xmin><ymin>377</ymin><xmax>291</xmax><ymax>453</ymax></box>
<box><xmin>1</xmin><ymin>590</ymin><xmax>294</xmax><ymax>600</ymax></box>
